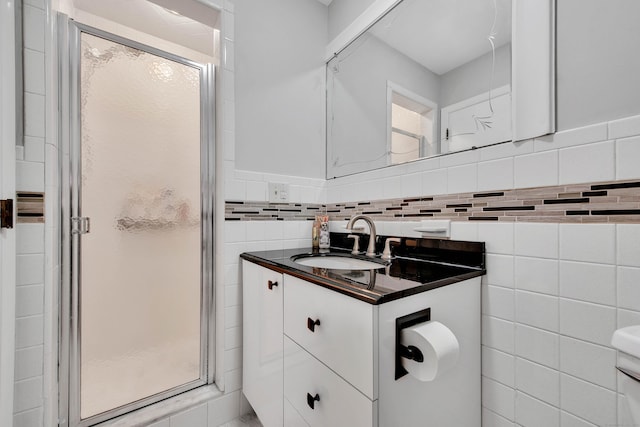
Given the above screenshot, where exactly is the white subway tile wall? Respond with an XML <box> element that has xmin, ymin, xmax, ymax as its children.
<box><xmin>14</xmin><ymin>3</ymin><xmax>47</xmax><ymax>424</ymax></box>
<box><xmin>559</xmin><ymin>141</ymin><xmax>616</xmax><ymax>185</ymax></box>
<box><xmin>515</xmin><ymin>391</ymin><xmax>560</xmax><ymax>427</ymax></box>
<box><xmin>477</xmin><ymin>158</ymin><xmax>514</xmax><ymax>192</ymax></box>
<box><xmin>465</xmin><ymin>222</ymin><xmax>637</xmax><ymax>426</ymax></box>
<box><xmin>616</xmin><ymin>136</ymin><xmax>640</xmax><ymax>180</ymax></box>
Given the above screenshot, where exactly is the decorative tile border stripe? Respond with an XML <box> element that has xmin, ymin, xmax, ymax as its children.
<box><xmin>17</xmin><ymin>192</ymin><xmax>45</xmax><ymax>224</ymax></box>
<box><xmin>225</xmin><ymin>201</ymin><xmax>323</xmax><ymax>221</ymax></box>
<box><xmin>225</xmin><ymin>179</ymin><xmax>640</xmax><ymax>223</ymax></box>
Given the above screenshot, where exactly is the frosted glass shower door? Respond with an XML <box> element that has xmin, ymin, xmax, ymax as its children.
<box><xmin>74</xmin><ymin>32</ymin><xmax>210</xmax><ymax>420</ymax></box>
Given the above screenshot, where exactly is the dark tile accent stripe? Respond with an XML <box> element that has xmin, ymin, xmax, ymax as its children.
<box><xmin>403</xmin><ymin>197</ymin><xmax>434</xmax><ymax>202</ymax></box>
<box><xmin>446</xmin><ymin>203</ymin><xmax>473</xmax><ymax>208</ymax></box>
<box><xmin>233</xmin><ymin>210</ymin><xmax>260</xmax><ymax>214</ymax></box>
<box><xmin>473</xmin><ymin>192</ymin><xmax>505</xmax><ymax>198</ymax></box>
<box><xmin>468</xmin><ymin>217</ymin><xmax>500</xmax><ymax>221</ymax></box>
<box><xmin>483</xmin><ymin>206</ymin><xmax>536</xmax><ymax>211</ymax></box>
<box><xmin>583</xmin><ymin>191</ymin><xmax>607</xmax><ymax>197</ymax></box>
<box><xmin>591</xmin><ymin>209</ymin><xmax>640</xmax><ymax>215</ymax></box>
<box><xmin>592</xmin><ymin>181</ymin><xmax>640</xmax><ymax>190</ymax></box>
<box><xmin>543</xmin><ymin>198</ymin><xmax>590</xmax><ymax>205</ymax></box>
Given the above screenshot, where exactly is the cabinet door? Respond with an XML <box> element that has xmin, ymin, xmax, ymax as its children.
<box><xmin>242</xmin><ymin>261</ymin><xmax>284</xmax><ymax>427</ymax></box>
<box><xmin>284</xmin><ymin>397</ymin><xmax>309</xmax><ymax>427</ymax></box>
<box><xmin>284</xmin><ymin>337</ymin><xmax>375</xmax><ymax>427</ymax></box>
<box><xmin>283</xmin><ymin>275</ymin><xmax>376</xmax><ymax>399</ymax></box>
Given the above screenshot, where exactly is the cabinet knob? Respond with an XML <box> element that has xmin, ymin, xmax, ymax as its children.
<box><xmin>306</xmin><ymin>392</ymin><xmax>320</xmax><ymax>409</ymax></box>
<box><xmin>267</xmin><ymin>280</ymin><xmax>278</xmax><ymax>290</ymax></box>
<box><xmin>307</xmin><ymin>317</ymin><xmax>321</xmax><ymax>332</ymax></box>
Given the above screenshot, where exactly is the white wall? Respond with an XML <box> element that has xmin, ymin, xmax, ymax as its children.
<box><xmin>234</xmin><ymin>0</ymin><xmax>327</xmax><ymax>179</ymax></box>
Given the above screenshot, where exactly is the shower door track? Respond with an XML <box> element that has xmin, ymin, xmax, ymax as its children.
<box><xmin>58</xmin><ymin>16</ymin><xmax>216</xmax><ymax>427</ymax></box>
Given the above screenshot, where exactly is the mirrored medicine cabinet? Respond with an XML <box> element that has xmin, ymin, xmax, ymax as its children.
<box><xmin>326</xmin><ymin>0</ymin><xmax>555</xmax><ymax>178</ymax></box>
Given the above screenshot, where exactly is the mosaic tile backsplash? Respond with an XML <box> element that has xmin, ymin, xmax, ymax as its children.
<box><xmin>225</xmin><ymin>179</ymin><xmax>640</xmax><ymax>223</ymax></box>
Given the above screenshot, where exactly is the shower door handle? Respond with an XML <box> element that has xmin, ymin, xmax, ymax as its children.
<box><xmin>72</xmin><ymin>217</ymin><xmax>91</xmax><ymax>234</ymax></box>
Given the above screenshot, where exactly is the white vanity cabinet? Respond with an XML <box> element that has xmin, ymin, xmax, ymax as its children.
<box><xmin>242</xmin><ymin>261</ymin><xmax>284</xmax><ymax>427</ymax></box>
<box><xmin>242</xmin><ymin>259</ymin><xmax>481</xmax><ymax>427</ymax></box>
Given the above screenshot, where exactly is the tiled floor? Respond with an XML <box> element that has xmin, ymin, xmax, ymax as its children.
<box><xmin>220</xmin><ymin>413</ymin><xmax>263</xmax><ymax>427</ymax></box>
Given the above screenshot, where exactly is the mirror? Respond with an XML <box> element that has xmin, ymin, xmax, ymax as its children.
<box><xmin>326</xmin><ymin>0</ymin><xmax>554</xmax><ymax>179</ymax></box>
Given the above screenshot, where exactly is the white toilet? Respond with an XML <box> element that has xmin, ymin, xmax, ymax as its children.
<box><xmin>612</xmin><ymin>325</ymin><xmax>640</xmax><ymax>424</ymax></box>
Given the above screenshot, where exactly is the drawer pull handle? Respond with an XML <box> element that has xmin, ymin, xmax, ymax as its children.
<box><xmin>307</xmin><ymin>317</ymin><xmax>321</xmax><ymax>332</ymax></box>
<box><xmin>306</xmin><ymin>393</ymin><xmax>320</xmax><ymax>409</ymax></box>
<box><xmin>267</xmin><ymin>280</ymin><xmax>278</xmax><ymax>290</ymax></box>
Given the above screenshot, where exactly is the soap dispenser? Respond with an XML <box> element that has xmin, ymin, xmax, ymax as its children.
<box><xmin>312</xmin><ymin>218</ymin><xmax>320</xmax><ymax>248</ymax></box>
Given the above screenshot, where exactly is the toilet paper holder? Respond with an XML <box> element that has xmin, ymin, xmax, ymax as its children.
<box><xmin>395</xmin><ymin>307</ymin><xmax>431</xmax><ymax>380</ymax></box>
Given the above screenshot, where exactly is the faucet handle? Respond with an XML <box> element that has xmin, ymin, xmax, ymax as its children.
<box><xmin>347</xmin><ymin>234</ymin><xmax>360</xmax><ymax>255</ymax></box>
<box><xmin>381</xmin><ymin>237</ymin><xmax>401</xmax><ymax>261</ymax></box>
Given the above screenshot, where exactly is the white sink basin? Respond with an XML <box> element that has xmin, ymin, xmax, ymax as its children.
<box><xmin>293</xmin><ymin>255</ymin><xmax>385</xmax><ymax>270</ymax></box>
<box><xmin>612</xmin><ymin>325</ymin><xmax>640</xmax><ymax>358</ymax></box>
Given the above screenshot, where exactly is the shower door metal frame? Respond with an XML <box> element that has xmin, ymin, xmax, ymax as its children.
<box><xmin>58</xmin><ymin>17</ymin><xmax>216</xmax><ymax>427</ymax></box>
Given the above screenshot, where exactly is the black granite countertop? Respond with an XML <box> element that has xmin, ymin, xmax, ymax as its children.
<box><xmin>240</xmin><ymin>235</ymin><xmax>485</xmax><ymax>305</ymax></box>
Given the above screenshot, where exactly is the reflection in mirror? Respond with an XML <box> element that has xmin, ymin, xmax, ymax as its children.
<box><xmin>389</xmin><ymin>82</ymin><xmax>438</xmax><ymax>164</ymax></box>
<box><xmin>327</xmin><ymin>0</ymin><xmax>512</xmax><ymax>178</ymax></box>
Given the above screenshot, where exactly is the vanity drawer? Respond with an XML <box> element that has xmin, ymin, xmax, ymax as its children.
<box><xmin>284</xmin><ymin>337</ymin><xmax>375</xmax><ymax>427</ymax></box>
<box><xmin>283</xmin><ymin>275</ymin><xmax>376</xmax><ymax>399</ymax></box>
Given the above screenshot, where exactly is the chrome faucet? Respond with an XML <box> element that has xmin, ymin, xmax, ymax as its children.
<box><xmin>345</xmin><ymin>215</ymin><xmax>377</xmax><ymax>257</ymax></box>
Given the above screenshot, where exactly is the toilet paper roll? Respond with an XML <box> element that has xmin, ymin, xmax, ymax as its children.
<box><xmin>400</xmin><ymin>320</ymin><xmax>459</xmax><ymax>382</ymax></box>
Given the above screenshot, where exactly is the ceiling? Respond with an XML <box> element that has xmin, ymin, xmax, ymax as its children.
<box><xmin>369</xmin><ymin>0</ymin><xmax>511</xmax><ymax>75</ymax></box>
<box><xmin>72</xmin><ymin>0</ymin><xmax>219</xmax><ymax>56</ymax></box>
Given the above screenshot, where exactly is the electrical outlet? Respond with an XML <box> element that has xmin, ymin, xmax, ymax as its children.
<box><xmin>268</xmin><ymin>182</ymin><xmax>290</xmax><ymax>203</ymax></box>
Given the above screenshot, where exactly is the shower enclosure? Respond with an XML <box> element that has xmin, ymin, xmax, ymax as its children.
<box><xmin>59</xmin><ymin>20</ymin><xmax>215</xmax><ymax>427</ymax></box>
